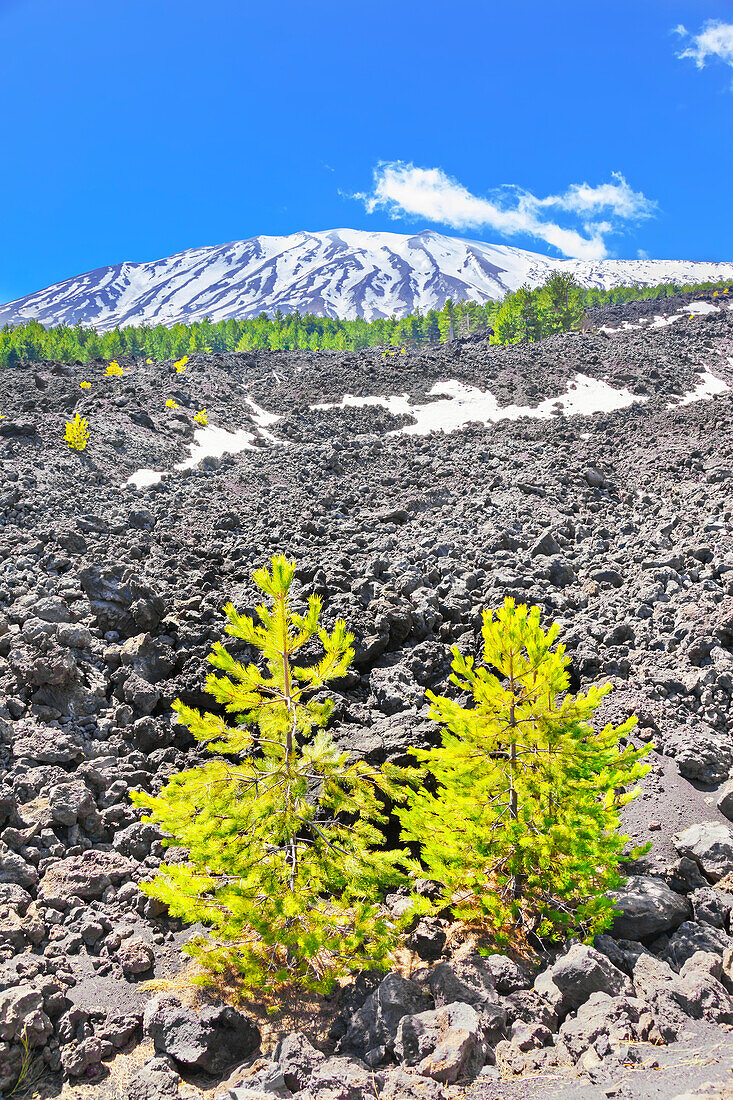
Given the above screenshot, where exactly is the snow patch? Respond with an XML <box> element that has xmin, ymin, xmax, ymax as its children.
<box><xmin>176</xmin><ymin>424</ymin><xmax>258</xmax><ymax>468</ymax></box>
<box><xmin>127</xmin><ymin>424</ymin><xmax>259</xmax><ymax>489</ymax></box>
<box><xmin>127</xmin><ymin>468</ymin><xmax>165</xmax><ymax>489</ymax></box>
<box><xmin>245</xmin><ymin>397</ymin><xmax>282</xmax><ymax>443</ymax></box>
<box><xmin>687</xmin><ymin>300</ymin><xmax>719</xmax><ymax>315</ymax></box>
<box><xmin>600</xmin><ymin>300</ymin><xmax>728</xmax><ymax>335</ymax></box>
<box><xmin>312</xmin><ymin>373</ymin><xmax>643</xmax><ymax>436</ymax></box>
<box><xmin>127</xmin><ymin>396</ymin><xmax>283</xmax><ymax>490</ymax></box>
<box><xmin>669</xmin><ymin>371</ymin><xmax>730</xmax><ymax>408</ymax></box>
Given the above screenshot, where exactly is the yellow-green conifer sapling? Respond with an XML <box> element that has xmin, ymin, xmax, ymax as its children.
<box><xmin>399</xmin><ymin>598</ymin><xmax>650</xmax><ymax>945</ymax></box>
<box><xmin>133</xmin><ymin>555</ymin><xmax>408</xmax><ymax>995</ymax></box>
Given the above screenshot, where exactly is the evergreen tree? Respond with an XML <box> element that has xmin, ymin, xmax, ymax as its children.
<box><xmin>490</xmin><ymin>294</ymin><xmax>523</xmax><ymax>344</ymax></box>
<box><xmin>132</xmin><ymin>556</ymin><xmax>407</xmax><ymax>994</ymax></box>
<box><xmin>399</xmin><ymin>598</ymin><xmax>650</xmax><ymax>944</ymax></box>
<box><xmin>541</xmin><ymin>271</ymin><xmax>585</xmax><ymax>335</ymax></box>
<box><xmin>515</xmin><ymin>285</ymin><xmax>543</xmax><ymax>344</ymax></box>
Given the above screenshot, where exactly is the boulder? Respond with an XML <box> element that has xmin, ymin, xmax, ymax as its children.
<box><xmin>502</xmin><ymin>988</ymin><xmax>558</xmax><ymax>1032</ymax></box>
<box><xmin>126</xmin><ymin>1055</ymin><xmax>182</xmax><ymax>1100</ymax></box>
<box><xmin>11</xmin><ymin>722</ymin><xmax>82</xmax><ymax>765</ymax></box>
<box><xmin>123</xmin><ymin>671</ymin><xmax>161</xmax><ymax>715</ymax></box>
<box><xmin>120</xmin><ymin>633</ymin><xmax>176</xmax><ymax>683</ymax></box>
<box><xmin>302</xmin><ymin>1056</ymin><xmax>378</xmax><ymax>1100</ymax></box>
<box><xmin>98</xmin><ymin>1010</ymin><xmax>142</xmax><ymax>1049</ymax></box>
<box><xmin>531</xmin><ymin>530</ymin><xmax>562</xmax><ymax>557</ymax></box>
<box><xmin>112</xmin><ymin>821</ymin><xmax>162</xmax><ymax>862</ymax></box>
<box><xmin>48</xmin><ymin>779</ymin><xmax>96</xmax><ymax>827</ymax></box>
<box><xmin>482</xmin><ymin>954</ymin><xmax>531</xmax><ymax>994</ymax></box>
<box><xmin>79</xmin><ymin>565</ymin><xmax>164</xmax><ymax>636</ymax></box>
<box><xmin>634</xmin><ymin>948</ymin><xmax>733</xmax><ymax>1039</ymax></box>
<box><xmin>407</xmin><ymin>918</ymin><xmax>446</xmax><ymax>961</ymax></box>
<box><xmin>60</xmin><ymin>1036</ymin><xmax>104</xmax><ymax>1079</ymax></box>
<box><xmin>143</xmin><ymin>995</ymin><xmax>260</xmax><ymax>1074</ymax></box>
<box><xmin>675</xmin><ymin>730</ymin><xmax>733</xmax><ymax>786</ymax></box>
<box><xmin>395</xmin><ymin>1002</ymin><xmax>486</xmax><ymax>1084</ymax></box>
<box><xmin>380</xmin><ymin>1067</ymin><xmax>449</xmax><ymax>1099</ymax></box>
<box><xmin>0</xmin><ymin>883</ymin><xmax>32</xmax><ymax>913</ymax></box>
<box><xmin>0</xmin><ymin>984</ymin><xmax>53</xmax><ymax>1045</ymax></box>
<box><xmin>273</xmin><ymin>1031</ymin><xmax>325</xmax><ymax>1091</ymax></box>
<box><xmin>609</xmin><ymin>875</ymin><xmax>692</xmax><ymax>939</ymax></box>
<box><xmin>593</xmin><ymin>935</ymin><xmax>654</xmax><ymax>978</ymax></box>
<box><xmin>674</xmin><ymin>970</ymin><xmax>733</xmax><ymax>1024</ymax></box>
<box><xmin>337</xmin><ymin>973</ymin><xmax>433</xmax><ymax>1059</ymax></box>
<box><xmin>663</xmin><ymin>921</ymin><xmax>732</xmax><ymax>969</ymax></box>
<box><xmin>34</xmin><ymin>596</ymin><xmax>73</xmax><ymax>624</ymax></box>
<box><xmin>510</xmin><ymin>1019</ymin><xmax>553</xmax><ymax>1052</ymax></box>
<box><xmin>584</xmin><ymin>467</ymin><xmax>610</xmax><ymax>489</ymax></box>
<box><xmin>691</xmin><ymin>886</ymin><xmax>733</xmax><ymax>929</ymax></box>
<box><xmin>672</xmin><ymin>822</ymin><xmax>733</xmax><ymax>882</ymax></box>
<box><xmin>712</xmin><ymin>597</ymin><xmax>733</xmax><ymax>647</ymax></box>
<box><xmin>429</xmin><ymin>957</ymin><xmax>496</xmax><ymax>1008</ymax></box>
<box><xmin>118</xmin><ymin>937</ymin><xmax>155</xmax><ymax>977</ymax></box>
<box><xmin>547</xmin><ymin>944</ymin><xmax>633</xmax><ymax>1015</ymax></box>
<box><xmin>0</xmin><ymin>842</ymin><xmax>38</xmax><ymax>890</ymax></box>
<box><xmin>632</xmin><ymin>953</ymin><xmax>677</xmax><ymax>1001</ymax></box>
<box><xmin>557</xmin><ymin>993</ymin><xmax>652</xmax><ymax>1063</ymax></box>
<box><xmin>717</xmin><ymin>780</ymin><xmax>733</xmax><ymax>821</ymax></box>
<box><xmin>38</xmin><ymin>850</ymin><xmax>135</xmax><ymax>906</ymax></box>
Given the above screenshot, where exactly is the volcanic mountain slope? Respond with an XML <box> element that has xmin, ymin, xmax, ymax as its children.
<box><xmin>1</xmin><ymin>227</ymin><xmax>733</xmax><ymax>330</ymax></box>
<box><xmin>2</xmin><ymin>291</ymin><xmax>733</xmax><ymax>1098</ymax></box>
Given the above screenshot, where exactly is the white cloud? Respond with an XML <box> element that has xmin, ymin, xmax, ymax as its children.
<box><xmin>537</xmin><ymin>173</ymin><xmax>656</xmax><ymax>220</ymax></box>
<box><xmin>355</xmin><ymin>162</ymin><xmax>656</xmax><ymax>260</ymax></box>
<box><xmin>676</xmin><ymin>20</ymin><xmax>733</xmax><ymax>70</ymax></box>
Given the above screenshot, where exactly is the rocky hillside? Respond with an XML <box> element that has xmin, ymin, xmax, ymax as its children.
<box><xmin>1</xmin><ymin>291</ymin><xmax>733</xmax><ymax>1099</ymax></box>
<box><xmin>1</xmin><ymin>228</ymin><xmax>732</xmax><ymax>330</ymax></box>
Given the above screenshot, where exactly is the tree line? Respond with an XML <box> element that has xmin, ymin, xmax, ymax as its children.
<box><xmin>0</xmin><ymin>272</ymin><xmax>730</xmax><ymax>366</ymax></box>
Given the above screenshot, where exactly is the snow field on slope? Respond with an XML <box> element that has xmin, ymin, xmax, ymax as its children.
<box><xmin>3</xmin><ymin>228</ymin><xmax>733</xmax><ymax>330</ymax></box>
<box><xmin>126</xmin><ymin>366</ymin><xmax>730</xmax><ymax>490</ymax></box>
<box><xmin>600</xmin><ymin>299</ymin><xmax>731</xmax><ymax>333</ymax></box>
<box><xmin>127</xmin><ymin>398</ymin><xmax>281</xmax><ymax>488</ymax></box>
<box><xmin>311</xmin><ymin>373</ymin><xmax>643</xmax><ymax>434</ymax></box>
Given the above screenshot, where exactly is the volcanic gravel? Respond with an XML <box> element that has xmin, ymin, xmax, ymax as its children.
<box><xmin>1</xmin><ymin>289</ymin><xmax>733</xmax><ymax>1098</ymax></box>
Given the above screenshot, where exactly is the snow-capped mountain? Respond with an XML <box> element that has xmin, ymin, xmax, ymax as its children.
<box><xmin>2</xmin><ymin>228</ymin><xmax>732</xmax><ymax>331</ymax></box>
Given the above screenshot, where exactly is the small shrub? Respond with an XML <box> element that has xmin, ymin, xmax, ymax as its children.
<box><xmin>399</xmin><ymin>597</ymin><xmax>650</xmax><ymax>944</ymax></box>
<box><xmin>105</xmin><ymin>360</ymin><xmax>123</xmax><ymax>377</ymax></box>
<box><xmin>64</xmin><ymin>413</ymin><xmax>90</xmax><ymax>452</ymax></box>
<box><xmin>80</xmin><ymin>380</ymin><xmax>91</xmax><ymax>389</ymax></box>
<box><xmin>9</xmin><ymin>1025</ymin><xmax>43</xmax><ymax>1096</ymax></box>
<box><xmin>193</xmin><ymin>408</ymin><xmax>208</xmax><ymax>425</ymax></box>
<box><xmin>133</xmin><ymin>555</ymin><xmax>408</xmax><ymax>995</ymax></box>
<box><xmin>165</xmin><ymin>398</ymin><xmax>179</xmax><ymax>409</ymax></box>
<box><xmin>174</xmin><ymin>355</ymin><xmax>189</xmax><ymax>373</ymax></box>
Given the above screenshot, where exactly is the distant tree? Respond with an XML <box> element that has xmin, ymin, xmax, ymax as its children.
<box><xmin>490</xmin><ymin>294</ymin><xmax>523</xmax><ymax>344</ymax></box>
<box><xmin>541</xmin><ymin>272</ymin><xmax>585</xmax><ymax>335</ymax></box>
<box><xmin>515</xmin><ymin>285</ymin><xmax>543</xmax><ymax>343</ymax></box>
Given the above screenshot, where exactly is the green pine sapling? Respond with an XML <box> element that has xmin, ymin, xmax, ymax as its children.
<box><xmin>399</xmin><ymin>597</ymin><xmax>650</xmax><ymax>944</ymax></box>
<box><xmin>133</xmin><ymin>556</ymin><xmax>408</xmax><ymax>995</ymax></box>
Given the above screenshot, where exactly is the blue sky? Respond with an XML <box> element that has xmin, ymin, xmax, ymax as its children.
<box><xmin>1</xmin><ymin>0</ymin><xmax>733</xmax><ymax>302</ymax></box>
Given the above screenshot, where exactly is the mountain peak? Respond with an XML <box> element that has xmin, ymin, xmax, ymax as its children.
<box><xmin>1</xmin><ymin>228</ymin><xmax>732</xmax><ymax>331</ymax></box>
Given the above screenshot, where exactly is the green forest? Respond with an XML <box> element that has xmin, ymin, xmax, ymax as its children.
<box><xmin>0</xmin><ymin>272</ymin><xmax>730</xmax><ymax>367</ymax></box>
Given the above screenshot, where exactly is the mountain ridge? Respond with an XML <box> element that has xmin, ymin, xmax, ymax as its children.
<box><xmin>2</xmin><ymin>227</ymin><xmax>733</xmax><ymax>331</ymax></box>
